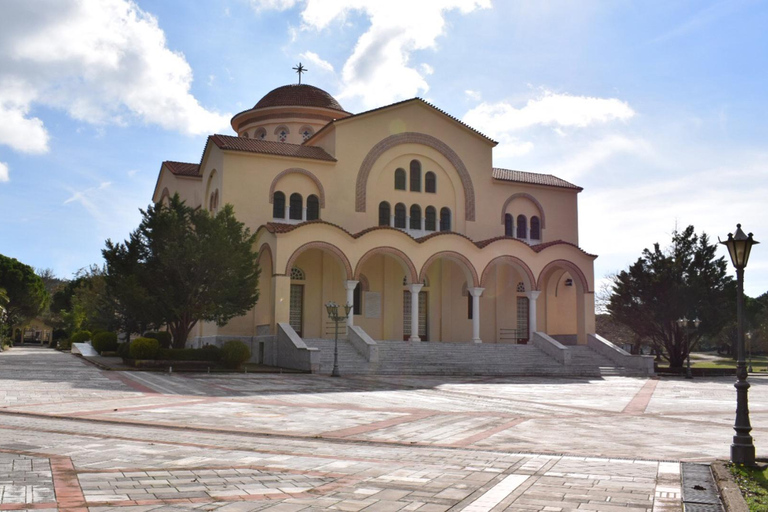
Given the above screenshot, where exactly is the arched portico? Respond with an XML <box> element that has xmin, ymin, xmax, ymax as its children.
<box><xmin>537</xmin><ymin>259</ymin><xmax>593</xmax><ymax>345</ymax></box>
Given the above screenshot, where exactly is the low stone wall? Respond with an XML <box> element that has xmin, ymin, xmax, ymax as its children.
<box><xmin>587</xmin><ymin>334</ymin><xmax>655</xmax><ymax>376</ymax></box>
<box><xmin>531</xmin><ymin>332</ymin><xmax>571</xmax><ymax>365</ymax></box>
<box><xmin>348</xmin><ymin>326</ymin><xmax>378</xmax><ymax>362</ymax></box>
<box><xmin>263</xmin><ymin>323</ymin><xmax>320</xmax><ymax>373</ymax></box>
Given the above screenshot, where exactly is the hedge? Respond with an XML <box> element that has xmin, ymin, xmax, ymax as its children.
<box><xmin>143</xmin><ymin>331</ymin><xmax>172</xmax><ymax>349</ymax></box>
<box><xmin>92</xmin><ymin>331</ymin><xmax>118</xmax><ymax>354</ymax></box>
<box><xmin>221</xmin><ymin>340</ymin><xmax>251</xmax><ymax>368</ymax></box>
<box><xmin>129</xmin><ymin>337</ymin><xmax>160</xmax><ymax>360</ymax></box>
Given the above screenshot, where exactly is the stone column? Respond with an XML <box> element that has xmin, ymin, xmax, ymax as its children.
<box><xmin>526</xmin><ymin>290</ymin><xmax>541</xmax><ymax>335</ymax></box>
<box><xmin>302</xmin><ymin>207</ymin><xmax>307</xmax><ymax>222</ymax></box>
<box><xmin>408</xmin><ymin>283</ymin><xmax>423</xmax><ymax>341</ymax></box>
<box><xmin>284</xmin><ymin>205</ymin><xmax>290</xmax><ymax>220</ymax></box>
<box><xmin>344</xmin><ymin>280</ymin><xmax>359</xmax><ymax>327</ymax></box>
<box><xmin>468</xmin><ymin>287</ymin><xmax>485</xmax><ymax>343</ymax></box>
<box><xmin>390</xmin><ymin>214</ymin><xmax>395</xmax><ymax>227</ymax></box>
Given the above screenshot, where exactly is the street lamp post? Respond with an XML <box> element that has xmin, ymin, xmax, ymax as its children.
<box><xmin>720</xmin><ymin>224</ymin><xmax>759</xmax><ymax>466</ymax></box>
<box><xmin>325</xmin><ymin>301</ymin><xmax>352</xmax><ymax>378</ymax></box>
<box><xmin>676</xmin><ymin>317</ymin><xmax>700</xmax><ymax>379</ymax></box>
<box><xmin>747</xmin><ymin>332</ymin><xmax>753</xmax><ymax>374</ymax></box>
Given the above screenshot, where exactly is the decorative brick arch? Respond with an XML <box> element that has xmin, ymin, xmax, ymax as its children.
<box><xmin>284</xmin><ymin>242</ymin><xmax>353</xmax><ymax>280</ymax></box>
<box><xmin>500</xmin><ymin>193</ymin><xmax>546</xmax><ymax>228</ymax></box>
<box><xmin>258</xmin><ymin>243</ymin><xmax>274</xmax><ymax>274</ymax></box>
<box><xmin>269</xmin><ymin>168</ymin><xmax>326</xmax><ymax>208</ymax></box>
<box><xmin>354</xmin><ymin>247</ymin><xmax>418</xmax><ymax>284</ymax></box>
<box><xmin>480</xmin><ymin>255</ymin><xmax>536</xmax><ymax>291</ymax></box>
<box><xmin>355</xmin><ymin>132</ymin><xmax>476</xmax><ymax>221</ymax></box>
<box><xmin>419</xmin><ymin>251</ymin><xmax>480</xmax><ymax>288</ymax></box>
<box><xmin>537</xmin><ymin>259</ymin><xmax>591</xmax><ymax>293</ymax></box>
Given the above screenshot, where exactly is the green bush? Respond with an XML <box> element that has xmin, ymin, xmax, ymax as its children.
<box><xmin>70</xmin><ymin>330</ymin><xmax>92</xmax><ymax>344</ymax></box>
<box><xmin>201</xmin><ymin>344</ymin><xmax>222</xmax><ymax>362</ymax></box>
<box><xmin>143</xmin><ymin>331</ymin><xmax>173</xmax><ymax>349</ymax></box>
<box><xmin>58</xmin><ymin>338</ymin><xmax>73</xmax><ymax>351</ymax></box>
<box><xmin>129</xmin><ymin>337</ymin><xmax>160</xmax><ymax>360</ymax></box>
<box><xmin>116</xmin><ymin>342</ymin><xmax>130</xmax><ymax>358</ymax></box>
<box><xmin>92</xmin><ymin>332</ymin><xmax>118</xmax><ymax>354</ymax></box>
<box><xmin>220</xmin><ymin>340</ymin><xmax>251</xmax><ymax>368</ymax></box>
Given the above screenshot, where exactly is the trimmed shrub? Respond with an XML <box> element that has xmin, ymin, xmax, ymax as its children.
<box><xmin>129</xmin><ymin>337</ymin><xmax>160</xmax><ymax>360</ymax></box>
<box><xmin>92</xmin><ymin>331</ymin><xmax>118</xmax><ymax>354</ymax></box>
<box><xmin>70</xmin><ymin>331</ymin><xmax>92</xmax><ymax>344</ymax></box>
<box><xmin>143</xmin><ymin>331</ymin><xmax>173</xmax><ymax>349</ymax></box>
<box><xmin>58</xmin><ymin>338</ymin><xmax>73</xmax><ymax>351</ymax></box>
<box><xmin>116</xmin><ymin>342</ymin><xmax>130</xmax><ymax>359</ymax></box>
<box><xmin>220</xmin><ymin>340</ymin><xmax>251</xmax><ymax>368</ymax></box>
<box><xmin>201</xmin><ymin>344</ymin><xmax>222</xmax><ymax>362</ymax></box>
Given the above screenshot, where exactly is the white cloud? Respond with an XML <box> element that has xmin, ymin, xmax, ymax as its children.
<box><xmin>546</xmin><ymin>135</ymin><xmax>652</xmax><ymax>180</ymax></box>
<box><xmin>298</xmin><ymin>51</ymin><xmax>334</xmax><ymax>73</ymax></box>
<box><xmin>0</xmin><ymin>162</ymin><xmax>9</xmax><ymax>183</ymax></box>
<box><xmin>255</xmin><ymin>0</ymin><xmax>490</xmax><ymax>107</ymax></box>
<box><xmin>463</xmin><ymin>90</ymin><xmax>635</xmax><ymax>134</ymax></box>
<box><xmin>465</xmin><ymin>89</ymin><xmax>482</xmax><ymax>101</ymax></box>
<box><xmin>0</xmin><ymin>0</ymin><xmax>230</xmax><ymax>157</ymax></box>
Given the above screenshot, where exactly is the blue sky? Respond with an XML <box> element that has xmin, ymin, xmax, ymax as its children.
<box><xmin>0</xmin><ymin>0</ymin><xmax>766</xmax><ymax>298</ymax></box>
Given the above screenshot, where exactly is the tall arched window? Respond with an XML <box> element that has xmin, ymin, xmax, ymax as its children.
<box><xmin>306</xmin><ymin>195</ymin><xmax>320</xmax><ymax>220</ymax></box>
<box><xmin>516</xmin><ymin>215</ymin><xmax>527</xmax><ymax>239</ymax></box>
<box><xmin>425</xmin><ymin>206</ymin><xmax>436</xmax><ymax>231</ymax></box>
<box><xmin>394</xmin><ymin>203</ymin><xmax>406</xmax><ymax>228</ymax></box>
<box><xmin>425</xmin><ymin>172</ymin><xmax>436</xmax><ymax>193</ymax></box>
<box><xmin>440</xmin><ymin>207</ymin><xmax>451</xmax><ymax>231</ymax></box>
<box><xmin>378</xmin><ymin>201</ymin><xmax>391</xmax><ymax>226</ymax></box>
<box><xmin>505</xmin><ymin>213</ymin><xmax>513</xmax><ymax>236</ymax></box>
<box><xmin>530</xmin><ymin>216</ymin><xmax>541</xmax><ymax>240</ymax></box>
<box><xmin>394</xmin><ymin>168</ymin><xmax>406</xmax><ymax>190</ymax></box>
<box><xmin>410</xmin><ymin>160</ymin><xmax>421</xmax><ymax>192</ymax></box>
<box><xmin>273</xmin><ymin>191</ymin><xmax>285</xmax><ymax>218</ymax></box>
<box><xmin>410</xmin><ymin>204</ymin><xmax>421</xmax><ymax>230</ymax></box>
<box><xmin>289</xmin><ymin>193</ymin><xmax>303</xmax><ymax>220</ymax></box>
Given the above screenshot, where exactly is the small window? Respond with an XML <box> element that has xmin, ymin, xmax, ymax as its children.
<box><xmin>425</xmin><ymin>172</ymin><xmax>436</xmax><ymax>193</ymax></box>
<box><xmin>300</xmin><ymin>126</ymin><xmax>314</xmax><ymax>141</ymax></box>
<box><xmin>307</xmin><ymin>195</ymin><xmax>320</xmax><ymax>220</ymax></box>
<box><xmin>290</xmin><ymin>267</ymin><xmax>305</xmax><ymax>280</ymax></box>
<box><xmin>241</xmin><ymin>131</ymin><xmax>249</xmax><ymax>138</ymax></box>
<box><xmin>516</xmin><ymin>215</ymin><xmax>527</xmax><ymax>239</ymax></box>
<box><xmin>353</xmin><ymin>282</ymin><xmax>362</xmax><ymax>315</ymax></box>
<box><xmin>439</xmin><ymin>207</ymin><xmax>451</xmax><ymax>231</ymax></box>
<box><xmin>273</xmin><ymin>191</ymin><xmax>286</xmax><ymax>219</ymax></box>
<box><xmin>517</xmin><ymin>282</ymin><xmax>526</xmax><ymax>293</ymax></box>
<box><xmin>394</xmin><ymin>203</ymin><xmax>406</xmax><ymax>228</ymax></box>
<box><xmin>410</xmin><ymin>160</ymin><xmax>421</xmax><ymax>192</ymax></box>
<box><xmin>530</xmin><ymin>216</ymin><xmax>541</xmax><ymax>240</ymax></box>
<box><xmin>379</xmin><ymin>201</ymin><xmax>391</xmax><ymax>226</ymax></box>
<box><xmin>289</xmin><ymin>193</ymin><xmax>303</xmax><ymax>220</ymax></box>
<box><xmin>394</xmin><ymin>168</ymin><xmax>406</xmax><ymax>190</ymax></box>
<box><xmin>425</xmin><ymin>206</ymin><xmax>436</xmax><ymax>231</ymax></box>
<box><xmin>505</xmin><ymin>213</ymin><xmax>513</xmax><ymax>236</ymax></box>
<box><xmin>255</xmin><ymin>128</ymin><xmax>266</xmax><ymax>140</ymax></box>
<box><xmin>275</xmin><ymin>126</ymin><xmax>289</xmax><ymax>143</ymax></box>
<box><xmin>410</xmin><ymin>204</ymin><xmax>421</xmax><ymax>230</ymax></box>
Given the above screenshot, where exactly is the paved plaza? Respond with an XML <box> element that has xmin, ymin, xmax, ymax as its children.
<box><xmin>0</xmin><ymin>347</ymin><xmax>764</xmax><ymax>511</ymax></box>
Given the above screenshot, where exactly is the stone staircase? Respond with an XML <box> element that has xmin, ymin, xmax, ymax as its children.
<box><xmin>303</xmin><ymin>338</ymin><xmax>638</xmax><ymax>377</ymax></box>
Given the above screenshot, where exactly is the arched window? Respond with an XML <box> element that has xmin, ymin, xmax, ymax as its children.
<box><xmin>241</xmin><ymin>131</ymin><xmax>249</xmax><ymax>138</ymax></box>
<box><xmin>410</xmin><ymin>204</ymin><xmax>421</xmax><ymax>230</ymax></box>
<box><xmin>530</xmin><ymin>216</ymin><xmax>541</xmax><ymax>240</ymax></box>
<box><xmin>255</xmin><ymin>128</ymin><xmax>266</xmax><ymax>140</ymax></box>
<box><xmin>306</xmin><ymin>195</ymin><xmax>320</xmax><ymax>220</ymax></box>
<box><xmin>394</xmin><ymin>203</ymin><xmax>406</xmax><ymax>228</ymax></box>
<box><xmin>353</xmin><ymin>282</ymin><xmax>362</xmax><ymax>315</ymax></box>
<box><xmin>425</xmin><ymin>172</ymin><xmax>436</xmax><ymax>193</ymax></box>
<box><xmin>273</xmin><ymin>191</ymin><xmax>285</xmax><ymax>218</ymax></box>
<box><xmin>290</xmin><ymin>267</ymin><xmax>305</xmax><ymax>280</ymax></box>
<box><xmin>289</xmin><ymin>193</ymin><xmax>303</xmax><ymax>220</ymax></box>
<box><xmin>300</xmin><ymin>126</ymin><xmax>314</xmax><ymax>141</ymax></box>
<box><xmin>516</xmin><ymin>215</ymin><xmax>527</xmax><ymax>239</ymax></box>
<box><xmin>425</xmin><ymin>206</ymin><xmax>436</xmax><ymax>231</ymax></box>
<box><xmin>410</xmin><ymin>160</ymin><xmax>421</xmax><ymax>192</ymax></box>
<box><xmin>440</xmin><ymin>207</ymin><xmax>451</xmax><ymax>231</ymax></box>
<box><xmin>505</xmin><ymin>213</ymin><xmax>513</xmax><ymax>236</ymax></box>
<box><xmin>378</xmin><ymin>201</ymin><xmax>391</xmax><ymax>226</ymax></box>
<box><xmin>394</xmin><ymin>168</ymin><xmax>406</xmax><ymax>190</ymax></box>
<box><xmin>275</xmin><ymin>126</ymin><xmax>289</xmax><ymax>143</ymax></box>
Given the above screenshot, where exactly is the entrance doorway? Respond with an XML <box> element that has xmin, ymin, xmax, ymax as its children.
<box><xmin>289</xmin><ymin>284</ymin><xmax>304</xmax><ymax>336</ymax></box>
<box><xmin>403</xmin><ymin>291</ymin><xmax>428</xmax><ymax>341</ymax></box>
<box><xmin>516</xmin><ymin>296</ymin><xmax>529</xmax><ymax>343</ymax></box>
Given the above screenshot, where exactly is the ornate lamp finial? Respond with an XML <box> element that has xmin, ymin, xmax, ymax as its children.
<box><xmin>292</xmin><ymin>62</ymin><xmax>307</xmax><ymax>84</ymax></box>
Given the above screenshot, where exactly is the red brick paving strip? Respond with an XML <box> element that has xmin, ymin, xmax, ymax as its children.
<box><xmin>622</xmin><ymin>378</ymin><xmax>659</xmax><ymax>415</ymax></box>
<box><xmin>321</xmin><ymin>411</ymin><xmax>439</xmax><ymax>438</ymax></box>
<box><xmin>448</xmin><ymin>418</ymin><xmax>527</xmax><ymax>447</ymax></box>
<box><xmin>50</xmin><ymin>456</ymin><xmax>88</xmax><ymax>512</ymax></box>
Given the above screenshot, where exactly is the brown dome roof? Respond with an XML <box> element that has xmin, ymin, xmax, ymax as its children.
<box><xmin>254</xmin><ymin>84</ymin><xmax>346</xmax><ymax>112</ymax></box>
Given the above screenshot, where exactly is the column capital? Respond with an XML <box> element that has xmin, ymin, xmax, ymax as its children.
<box><xmin>468</xmin><ymin>287</ymin><xmax>485</xmax><ymax>297</ymax></box>
<box><xmin>343</xmin><ymin>280</ymin><xmax>359</xmax><ymax>291</ymax></box>
<box><xmin>526</xmin><ymin>290</ymin><xmax>541</xmax><ymax>300</ymax></box>
<box><xmin>408</xmin><ymin>283</ymin><xmax>424</xmax><ymax>293</ymax></box>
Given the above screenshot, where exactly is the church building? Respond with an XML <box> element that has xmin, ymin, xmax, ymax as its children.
<box><xmin>152</xmin><ymin>79</ymin><xmax>600</xmax><ymax>352</ymax></box>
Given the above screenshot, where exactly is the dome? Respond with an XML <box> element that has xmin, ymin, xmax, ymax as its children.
<box><xmin>254</xmin><ymin>84</ymin><xmax>346</xmax><ymax>112</ymax></box>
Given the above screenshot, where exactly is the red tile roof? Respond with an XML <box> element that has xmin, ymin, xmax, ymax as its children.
<box><xmin>209</xmin><ymin>134</ymin><xmax>336</xmax><ymax>162</ymax></box>
<box><xmin>492</xmin><ymin>168</ymin><xmax>582</xmax><ymax>191</ymax></box>
<box><xmin>254</xmin><ymin>84</ymin><xmax>348</xmax><ymax>113</ymax></box>
<box><xmin>163</xmin><ymin>161</ymin><xmax>200</xmax><ymax>177</ymax></box>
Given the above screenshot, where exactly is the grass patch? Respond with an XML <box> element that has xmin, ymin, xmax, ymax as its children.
<box><xmin>729</xmin><ymin>463</ymin><xmax>768</xmax><ymax>511</ymax></box>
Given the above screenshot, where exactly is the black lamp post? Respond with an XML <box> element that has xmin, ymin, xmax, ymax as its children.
<box><xmin>719</xmin><ymin>224</ymin><xmax>759</xmax><ymax>466</ymax></box>
<box><xmin>676</xmin><ymin>317</ymin><xmax>700</xmax><ymax>379</ymax></box>
<box><xmin>747</xmin><ymin>332</ymin><xmax>754</xmax><ymax>373</ymax></box>
<box><xmin>325</xmin><ymin>301</ymin><xmax>352</xmax><ymax>377</ymax></box>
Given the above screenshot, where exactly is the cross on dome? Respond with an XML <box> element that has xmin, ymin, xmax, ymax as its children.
<box><xmin>292</xmin><ymin>62</ymin><xmax>307</xmax><ymax>84</ymax></box>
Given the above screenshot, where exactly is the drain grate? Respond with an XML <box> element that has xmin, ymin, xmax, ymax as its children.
<box><xmin>681</xmin><ymin>463</ymin><xmax>723</xmax><ymax>512</ymax></box>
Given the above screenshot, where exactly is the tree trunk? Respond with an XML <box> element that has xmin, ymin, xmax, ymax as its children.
<box><xmin>169</xmin><ymin>318</ymin><xmax>197</xmax><ymax>349</ymax></box>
